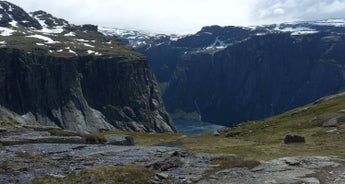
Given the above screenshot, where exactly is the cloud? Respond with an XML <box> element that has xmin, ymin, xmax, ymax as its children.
<box><xmin>6</xmin><ymin>0</ymin><xmax>345</xmax><ymax>34</ymax></box>
<box><xmin>7</xmin><ymin>0</ymin><xmax>259</xmax><ymax>34</ymax></box>
<box><xmin>253</xmin><ymin>0</ymin><xmax>345</xmax><ymax>24</ymax></box>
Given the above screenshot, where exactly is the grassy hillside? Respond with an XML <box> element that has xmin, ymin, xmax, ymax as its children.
<box><xmin>92</xmin><ymin>92</ymin><xmax>345</xmax><ymax>161</ymax></box>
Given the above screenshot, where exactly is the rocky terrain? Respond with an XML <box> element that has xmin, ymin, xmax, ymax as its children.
<box><xmin>1</xmin><ymin>120</ymin><xmax>345</xmax><ymax>184</ymax></box>
<box><xmin>199</xmin><ymin>156</ymin><xmax>345</xmax><ymax>184</ymax></box>
<box><xmin>0</xmin><ymin>1</ymin><xmax>175</xmax><ymax>133</ymax></box>
<box><xmin>0</xmin><ymin>74</ymin><xmax>345</xmax><ymax>182</ymax></box>
<box><xmin>1</xmin><ymin>121</ymin><xmax>345</xmax><ymax>184</ymax></box>
<box><xmin>104</xmin><ymin>19</ymin><xmax>345</xmax><ymax>125</ymax></box>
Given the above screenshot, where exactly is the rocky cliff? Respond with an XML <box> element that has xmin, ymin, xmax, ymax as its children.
<box><xmin>0</xmin><ymin>1</ymin><xmax>175</xmax><ymax>133</ymax></box>
<box><xmin>164</xmin><ymin>32</ymin><xmax>345</xmax><ymax>124</ymax></box>
<box><xmin>104</xmin><ymin>19</ymin><xmax>345</xmax><ymax>125</ymax></box>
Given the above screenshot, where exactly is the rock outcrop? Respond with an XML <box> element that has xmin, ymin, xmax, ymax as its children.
<box><xmin>0</xmin><ymin>1</ymin><xmax>175</xmax><ymax>133</ymax></box>
<box><xmin>0</xmin><ymin>48</ymin><xmax>175</xmax><ymax>133</ymax></box>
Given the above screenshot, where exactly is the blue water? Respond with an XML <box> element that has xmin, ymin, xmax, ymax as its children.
<box><xmin>173</xmin><ymin>119</ymin><xmax>226</xmax><ymax>135</ymax></box>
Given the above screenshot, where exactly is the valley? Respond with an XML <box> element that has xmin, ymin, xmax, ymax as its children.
<box><xmin>1</xmin><ymin>0</ymin><xmax>345</xmax><ymax>183</ymax></box>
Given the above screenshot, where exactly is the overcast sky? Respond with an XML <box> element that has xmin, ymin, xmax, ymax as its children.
<box><xmin>7</xmin><ymin>0</ymin><xmax>345</xmax><ymax>34</ymax></box>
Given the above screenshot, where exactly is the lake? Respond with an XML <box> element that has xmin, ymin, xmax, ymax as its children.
<box><xmin>173</xmin><ymin>119</ymin><xmax>226</xmax><ymax>135</ymax></box>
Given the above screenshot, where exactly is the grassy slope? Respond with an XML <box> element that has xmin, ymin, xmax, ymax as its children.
<box><xmin>29</xmin><ymin>92</ymin><xmax>345</xmax><ymax>183</ymax></box>
<box><xmin>94</xmin><ymin>92</ymin><xmax>345</xmax><ymax>161</ymax></box>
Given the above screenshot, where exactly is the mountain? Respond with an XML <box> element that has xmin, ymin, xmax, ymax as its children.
<box><xmin>0</xmin><ymin>1</ymin><xmax>175</xmax><ymax>133</ymax></box>
<box><xmin>105</xmin><ymin>19</ymin><xmax>345</xmax><ymax>126</ymax></box>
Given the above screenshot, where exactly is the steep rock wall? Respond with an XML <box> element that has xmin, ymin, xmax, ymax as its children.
<box><xmin>0</xmin><ymin>48</ymin><xmax>175</xmax><ymax>133</ymax></box>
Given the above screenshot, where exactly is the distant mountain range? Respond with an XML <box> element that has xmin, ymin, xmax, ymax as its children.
<box><xmin>102</xmin><ymin>19</ymin><xmax>345</xmax><ymax>125</ymax></box>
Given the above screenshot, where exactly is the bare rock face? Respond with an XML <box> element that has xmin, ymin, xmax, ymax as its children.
<box><xmin>0</xmin><ymin>1</ymin><xmax>42</xmax><ymax>29</ymax></box>
<box><xmin>0</xmin><ymin>49</ymin><xmax>175</xmax><ymax>133</ymax></box>
<box><xmin>104</xmin><ymin>135</ymin><xmax>134</xmax><ymax>145</ymax></box>
<box><xmin>322</xmin><ymin>118</ymin><xmax>339</xmax><ymax>127</ymax></box>
<box><xmin>0</xmin><ymin>1</ymin><xmax>175</xmax><ymax>133</ymax></box>
<box><xmin>198</xmin><ymin>156</ymin><xmax>345</xmax><ymax>184</ymax></box>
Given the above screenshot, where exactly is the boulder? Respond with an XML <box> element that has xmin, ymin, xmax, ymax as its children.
<box><xmin>322</xmin><ymin>118</ymin><xmax>339</xmax><ymax>127</ymax></box>
<box><xmin>156</xmin><ymin>173</ymin><xmax>169</xmax><ymax>180</ymax></box>
<box><xmin>213</xmin><ymin>130</ymin><xmax>221</xmax><ymax>136</ymax></box>
<box><xmin>284</xmin><ymin>135</ymin><xmax>305</xmax><ymax>144</ymax></box>
<box><xmin>104</xmin><ymin>134</ymin><xmax>134</xmax><ymax>146</ymax></box>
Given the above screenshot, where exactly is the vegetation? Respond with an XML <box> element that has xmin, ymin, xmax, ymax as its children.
<box><xmin>170</xmin><ymin>109</ymin><xmax>200</xmax><ymax>121</ymax></box>
<box><xmin>0</xmin><ymin>161</ymin><xmax>9</xmax><ymax>171</ymax></box>
<box><xmin>15</xmin><ymin>151</ymin><xmax>40</xmax><ymax>159</ymax></box>
<box><xmin>0</xmin><ymin>28</ymin><xmax>144</xmax><ymax>61</ymax></box>
<box><xmin>48</xmin><ymin>128</ymin><xmax>106</xmax><ymax>143</ymax></box>
<box><xmin>91</xmin><ymin>92</ymin><xmax>345</xmax><ymax>161</ymax></box>
<box><xmin>31</xmin><ymin>165</ymin><xmax>154</xmax><ymax>184</ymax></box>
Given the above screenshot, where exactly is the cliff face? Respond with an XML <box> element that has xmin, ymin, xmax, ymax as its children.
<box><xmin>0</xmin><ymin>1</ymin><xmax>175</xmax><ymax>133</ymax></box>
<box><xmin>108</xmin><ymin>22</ymin><xmax>345</xmax><ymax>126</ymax></box>
<box><xmin>164</xmin><ymin>33</ymin><xmax>345</xmax><ymax>124</ymax></box>
<box><xmin>0</xmin><ymin>48</ymin><xmax>175</xmax><ymax>133</ymax></box>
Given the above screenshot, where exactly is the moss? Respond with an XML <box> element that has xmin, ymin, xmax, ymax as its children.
<box><xmin>0</xmin><ymin>161</ymin><xmax>9</xmax><ymax>171</ymax></box>
<box><xmin>170</xmin><ymin>109</ymin><xmax>200</xmax><ymax>121</ymax></box>
<box><xmin>211</xmin><ymin>156</ymin><xmax>260</xmax><ymax>169</ymax></box>
<box><xmin>48</xmin><ymin>129</ymin><xmax>106</xmax><ymax>143</ymax></box>
<box><xmin>31</xmin><ymin>165</ymin><xmax>154</xmax><ymax>184</ymax></box>
<box><xmin>157</xmin><ymin>82</ymin><xmax>169</xmax><ymax>95</ymax></box>
<box><xmin>15</xmin><ymin>151</ymin><xmax>40</xmax><ymax>159</ymax></box>
<box><xmin>48</xmin><ymin>129</ymin><xmax>80</xmax><ymax>137</ymax></box>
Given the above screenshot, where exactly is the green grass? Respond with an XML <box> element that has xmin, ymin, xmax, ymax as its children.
<box><xmin>170</xmin><ymin>109</ymin><xmax>201</xmax><ymax>121</ymax></box>
<box><xmin>31</xmin><ymin>165</ymin><xmax>154</xmax><ymax>184</ymax></box>
<box><xmin>210</xmin><ymin>156</ymin><xmax>260</xmax><ymax>170</ymax></box>
<box><xmin>88</xmin><ymin>92</ymin><xmax>345</xmax><ymax>162</ymax></box>
<box><xmin>48</xmin><ymin>128</ymin><xmax>107</xmax><ymax>144</ymax></box>
<box><xmin>15</xmin><ymin>151</ymin><xmax>41</xmax><ymax>159</ymax></box>
<box><xmin>0</xmin><ymin>161</ymin><xmax>9</xmax><ymax>171</ymax></box>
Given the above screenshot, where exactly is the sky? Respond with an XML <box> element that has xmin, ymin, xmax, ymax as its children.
<box><xmin>6</xmin><ymin>0</ymin><xmax>345</xmax><ymax>34</ymax></box>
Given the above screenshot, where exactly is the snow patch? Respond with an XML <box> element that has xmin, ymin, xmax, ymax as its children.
<box><xmin>87</xmin><ymin>50</ymin><xmax>102</xmax><ymax>56</ymax></box>
<box><xmin>8</xmin><ymin>5</ymin><xmax>13</xmax><ymax>12</ymax></box>
<box><xmin>255</xmin><ymin>33</ymin><xmax>268</xmax><ymax>36</ymax></box>
<box><xmin>87</xmin><ymin>50</ymin><xmax>95</xmax><ymax>54</ymax></box>
<box><xmin>0</xmin><ymin>27</ymin><xmax>15</xmax><ymax>36</ymax></box>
<box><xmin>36</xmin><ymin>43</ymin><xmax>45</xmax><ymax>46</ymax></box>
<box><xmin>76</xmin><ymin>38</ymin><xmax>89</xmax><ymax>43</ymax></box>
<box><xmin>64</xmin><ymin>32</ymin><xmax>75</xmax><ymax>37</ymax></box>
<box><xmin>69</xmin><ymin>49</ymin><xmax>77</xmax><ymax>55</ymax></box>
<box><xmin>33</xmin><ymin>16</ymin><xmax>64</xmax><ymax>34</ymax></box>
<box><xmin>206</xmin><ymin>37</ymin><xmax>230</xmax><ymax>49</ymax></box>
<box><xmin>26</xmin><ymin>34</ymin><xmax>60</xmax><ymax>44</ymax></box>
<box><xmin>9</xmin><ymin>20</ymin><xmax>17</xmax><ymax>27</ymax></box>
<box><xmin>274</xmin><ymin>26</ymin><xmax>319</xmax><ymax>35</ymax></box>
<box><xmin>0</xmin><ymin>41</ymin><xmax>6</xmax><ymax>44</ymax></box>
<box><xmin>83</xmin><ymin>43</ymin><xmax>94</xmax><ymax>48</ymax></box>
<box><xmin>291</xmin><ymin>30</ymin><xmax>319</xmax><ymax>36</ymax></box>
<box><xmin>203</xmin><ymin>32</ymin><xmax>213</xmax><ymax>35</ymax></box>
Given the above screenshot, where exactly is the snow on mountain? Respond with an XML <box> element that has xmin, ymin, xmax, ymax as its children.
<box><xmin>99</xmin><ymin>26</ymin><xmax>185</xmax><ymax>48</ymax></box>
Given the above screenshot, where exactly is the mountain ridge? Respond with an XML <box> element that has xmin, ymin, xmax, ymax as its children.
<box><xmin>106</xmin><ymin>18</ymin><xmax>345</xmax><ymax>126</ymax></box>
<box><xmin>0</xmin><ymin>1</ymin><xmax>175</xmax><ymax>133</ymax></box>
